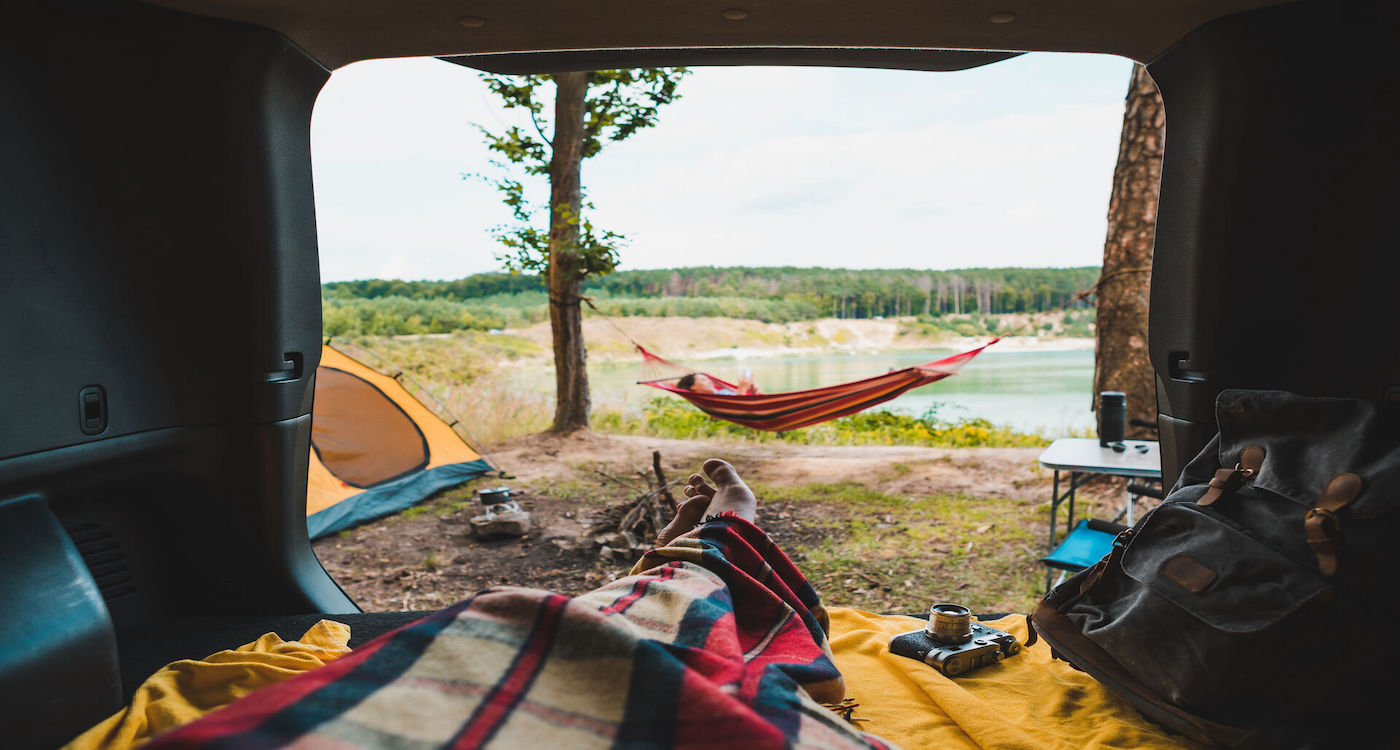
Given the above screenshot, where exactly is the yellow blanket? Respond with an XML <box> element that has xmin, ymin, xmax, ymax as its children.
<box><xmin>63</xmin><ymin>608</ymin><xmax>1204</xmax><ymax>750</ymax></box>
<box><xmin>827</xmin><ymin>608</ymin><xmax>1203</xmax><ymax>750</ymax></box>
<box><xmin>62</xmin><ymin>620</ymin><xmax>352</xmax><ymax>750</ymax></box>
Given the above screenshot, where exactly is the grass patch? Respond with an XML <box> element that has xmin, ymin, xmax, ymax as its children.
<box><xmin>526</xmin><ymin>478</ymin><xmax>602</xmax><ymax>502</ymax></box>
<box><xmin>752</xmin><ymin>481</ymin><xmax>1044</xmax><ymax>615</ymax></box>
<box><xmin>328</xmin><ymin>332</ymin><xmax>552</xmax><ymax>445</ymax></box>
<box><xmin>595</xmin><ymin>397</ymin><xmax>1049</xmax><ymax>448</ymax></box>
<box><xmin>386</xmin><ymin>478</ymin><xmax>496</xmax><ymax>522</ymax></box>
<box><xmin>337</xmin><ymin>331</ymin><xmax>542</xmax><ymax>384</ymax></box>
<box><xmin>433</xmin><ymin>494</ymin><xmax>473</xmax><ymax>517</ymax></box>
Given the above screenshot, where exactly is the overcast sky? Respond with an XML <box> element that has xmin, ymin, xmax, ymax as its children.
<box><xmin>309</xmin><ymin>52</ymin><xmax>1135</xmax><ymax>283</ymax></box>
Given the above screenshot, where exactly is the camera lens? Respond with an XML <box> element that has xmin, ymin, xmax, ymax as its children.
<box><xmin>926</xmin><ymin>603</ymin><xmax>973</xmax><ymax>643</ymax></box>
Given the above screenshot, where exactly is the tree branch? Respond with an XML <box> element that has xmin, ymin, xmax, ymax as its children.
<box><xmin>531</xmin><ymin>108</ymin><xmax>551</xmax><ymax>148</ymax></box>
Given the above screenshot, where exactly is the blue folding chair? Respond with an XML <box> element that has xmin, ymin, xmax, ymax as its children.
<box><xmin>1041</xmin><ymin>518</ymin><xmax>1128</xmax><ymax>591</ymax></box>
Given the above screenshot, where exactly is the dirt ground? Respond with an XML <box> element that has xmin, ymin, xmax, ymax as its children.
<box><xmin>312</xmin><ymin>431</ymin><xmax>1135</xmax><ymax>615</ymax></box>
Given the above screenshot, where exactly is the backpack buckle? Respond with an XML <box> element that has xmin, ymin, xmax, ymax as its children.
<box><xmin>1304</xmin><ymin>474</ymin><xmax>1364</xmax><ymax>576</ymax></box>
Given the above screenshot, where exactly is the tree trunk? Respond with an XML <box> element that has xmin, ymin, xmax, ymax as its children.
<box><xmin>547</xmin><ymin>71</ymin><xmax>591</xmax><ymax>433</ymax></box>
<box><xmin>1094</xmin><ymin>64</ymin><xmax>1164</xmax><ymax>438</ymax></box>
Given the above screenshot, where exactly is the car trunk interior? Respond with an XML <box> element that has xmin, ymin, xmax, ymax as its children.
<box><xmin>2</xmin><ymin>0</ymin><xmax>1396</xmax><ymax>746</ymax></box>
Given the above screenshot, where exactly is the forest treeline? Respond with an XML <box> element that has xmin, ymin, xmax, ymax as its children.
<box><xmin>322</xmin><ymin>266</ymin><xmax>1099</xmax><ymax>337</ymax></box>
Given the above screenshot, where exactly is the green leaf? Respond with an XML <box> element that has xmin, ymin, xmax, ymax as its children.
<box><xmin>470</xmin><ymin>68</ymin><xmax>688</xmax><ymax>282</ymax></box>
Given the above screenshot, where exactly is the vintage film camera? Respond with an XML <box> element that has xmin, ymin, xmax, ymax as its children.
<box><xmin>889</xmin><ymin>603</ymin><xmax>1023</xmax><ymax>677</ymax></box>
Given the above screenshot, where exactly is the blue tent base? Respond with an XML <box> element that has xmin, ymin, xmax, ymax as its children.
<box><xmin>307</xmin><ymin>459</ymin><xmax>494</xmax><ymax>539</ymax></box>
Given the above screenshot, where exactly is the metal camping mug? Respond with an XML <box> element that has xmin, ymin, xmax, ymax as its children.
<box><xmin>479</xmin><ymin>487</ymin><xmax>512</xmax><ymax>505</ymax></box>
<box><xmin>1098</xmin><ymin>391</ymin><xmax>1126</xmax><ymax>447</ymax></box>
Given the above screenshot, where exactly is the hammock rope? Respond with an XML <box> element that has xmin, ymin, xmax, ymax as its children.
<box><xmin>635</xmin><ymin>342</ymin><xmax>997</xmax><ymax>432</ymax></box>
<box><xmin>996</xmin><ymin>266</ymin><xmax>1149</xmax><ymax>338</ymax></box>
<box><xmin>577</xmin><ymin>266</ymin><xmax>1134</xmax><ymax>432</ymax></box>
<box><xmin>577</xmin><ymin>295</ymin><xmax>997</xmax><ymax>431</ymax></box>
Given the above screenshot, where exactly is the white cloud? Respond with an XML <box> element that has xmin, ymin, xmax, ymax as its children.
<box><xmin>310</xmin><ymin>53</ymin><xmax>1135</xmax><ymax>281</ymax></box>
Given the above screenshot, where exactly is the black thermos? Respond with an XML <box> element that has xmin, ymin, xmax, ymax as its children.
<box><xmin>1098</xmin><ymin>391</ymin><xmax>1126</xmax><ymax>447</ymax></box>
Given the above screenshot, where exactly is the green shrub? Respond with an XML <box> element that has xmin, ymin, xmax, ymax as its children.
<box><xmin>594</xmin><ymin>397</ymin><xmax>1047</xmax><ymax>448</ymax></box>
<box><xmin>320</xmin><ymin>294</ymin><xmax>546</xmax><ymax>337</ymax></box>
<box><xmin>1062</xmin><ymin>320</ymin><xmax>1094</xmax><ymax>338</ymax></box>
<box><xmin>586</xmin><ymin>295</ymin><xmax>821</xmax><ymax>323</ymax></box>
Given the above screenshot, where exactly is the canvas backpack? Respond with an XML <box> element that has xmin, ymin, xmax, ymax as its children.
<box><xmin>1029</xmin><ymin>389</ymin><xmax>1400</xmax><ymax>748</ymax></box>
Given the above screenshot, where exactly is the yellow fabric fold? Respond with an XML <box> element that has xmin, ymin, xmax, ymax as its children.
<box><xmin>62</xmin><ymin>619</ymin><xmax>352</xmax><ymax>750</ymax></box>
<box><xmin>826</xmin><ymin>607</ymin><xmax>1203</xmax><ymax>750</ymax></box>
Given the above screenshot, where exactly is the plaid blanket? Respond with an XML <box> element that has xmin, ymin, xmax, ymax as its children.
<box><xmin>144</xmin><ymin>517</ymin><xmax>898</xmax><ymax>749</ymax></box>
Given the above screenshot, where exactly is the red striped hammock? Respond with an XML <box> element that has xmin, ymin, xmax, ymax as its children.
<box><xmin>637</xmin><ymin>338</ymin><xmax>998</xmax><ymax>432</ymax></box>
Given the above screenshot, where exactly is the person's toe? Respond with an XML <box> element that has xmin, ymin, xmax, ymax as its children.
<box><xmin>699</xmin><ymin>458</ymin><xmax>756</xmax><ymax>523</ymax></box>
<box><xmin>670</xmin><ymin>494</ymin><xmax>710</xmax><ymax>527</ymax></box>
<box><xmin>656</xmin><ymin>494</ymin><xmax>711</xmax><ymax>546</ymax></box>
<box><xmin>702</xmin><ymin>458</ymin><xmax>744</xmax><ymax>488</ymax></box>
<box><xmin>686</xmin><ymin>473</ymin><xmax>715</xmax><ymax>498</ymax></box>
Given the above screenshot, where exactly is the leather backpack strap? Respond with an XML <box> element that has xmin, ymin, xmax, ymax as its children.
<box><xmin>1304</xmin><ymin>473</ymin><xmax>1363</xmax><ymax>576</ymax></box>
<box><xmin>1198</xmin><ymin>445</ymin><xmax>1265</xmax><ymax>507</ymax></box>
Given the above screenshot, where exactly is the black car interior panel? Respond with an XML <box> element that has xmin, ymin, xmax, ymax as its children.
<box><xmin>1147</xmin><ymin>1</ymin><xmax>1400</xmax><ymax>487</ymax></box>
<box><xmin>1</xmin><ymin>0</ymin><xmax>1395</xmax><ymax>746</ymax></box>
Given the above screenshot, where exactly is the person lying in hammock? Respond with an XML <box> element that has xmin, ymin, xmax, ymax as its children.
<box><xmin>677</xmin><ymin>370</ymin><xmax>760</xmax><ymax>396</ymax></box>
<box><xmin>141</xmin><ymin>459</ymin><xmax>895</xmax><ymax>750</ymax></box>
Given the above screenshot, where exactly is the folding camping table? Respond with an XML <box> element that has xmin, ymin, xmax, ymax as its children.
<box><xmin>1037</xmin><ymin>438</ymin><xmax>1162</xmax><ymax>591</ymax></box>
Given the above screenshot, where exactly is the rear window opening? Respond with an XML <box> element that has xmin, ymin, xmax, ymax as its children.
<box><xmin>311</xmin><ymin>54</ymin><xmax>1133</xmax><ymax>283</ymax></box>
<box><xmin>304</xmin><ymin>54</ymin><xmax>1148</xmax><ymax>619</ymax></box>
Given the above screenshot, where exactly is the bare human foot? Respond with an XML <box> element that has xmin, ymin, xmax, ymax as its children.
<box><xmin>654</xmin><ymin>458</ymin><xmax>756</xmax><ymax>546</ymax></box>
<box><xmin>650</xmin><ymin>458</ymin><xmax>846</xmax><ymax>703</ymax></box>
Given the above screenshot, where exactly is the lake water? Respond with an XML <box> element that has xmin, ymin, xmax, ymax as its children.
<box><xmin>585</xmin><ymin>348</ymin><xmax>1097</xmax><ymax>436</ymax></box>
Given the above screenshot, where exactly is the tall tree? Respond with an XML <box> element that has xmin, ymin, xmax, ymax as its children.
<box><xmin>915</xmin><ymin>274</ymin><xmax>933</xmax><ymax>315</ymax></box>
<box><xmin>1094</xmin><ymin>64</ymin><xmax>1164</xmax><ymax>436</ymax></box>
<box><xmin>477</xmin><ymin>68</ymin><xmax>687</xmax><ymax>432</ymax></box>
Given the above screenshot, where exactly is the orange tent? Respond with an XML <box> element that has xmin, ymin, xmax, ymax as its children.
<box><xmin>307</xmin><ymin>342</ymin><xmax>497</xmax><ymax>538</ymax></box>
